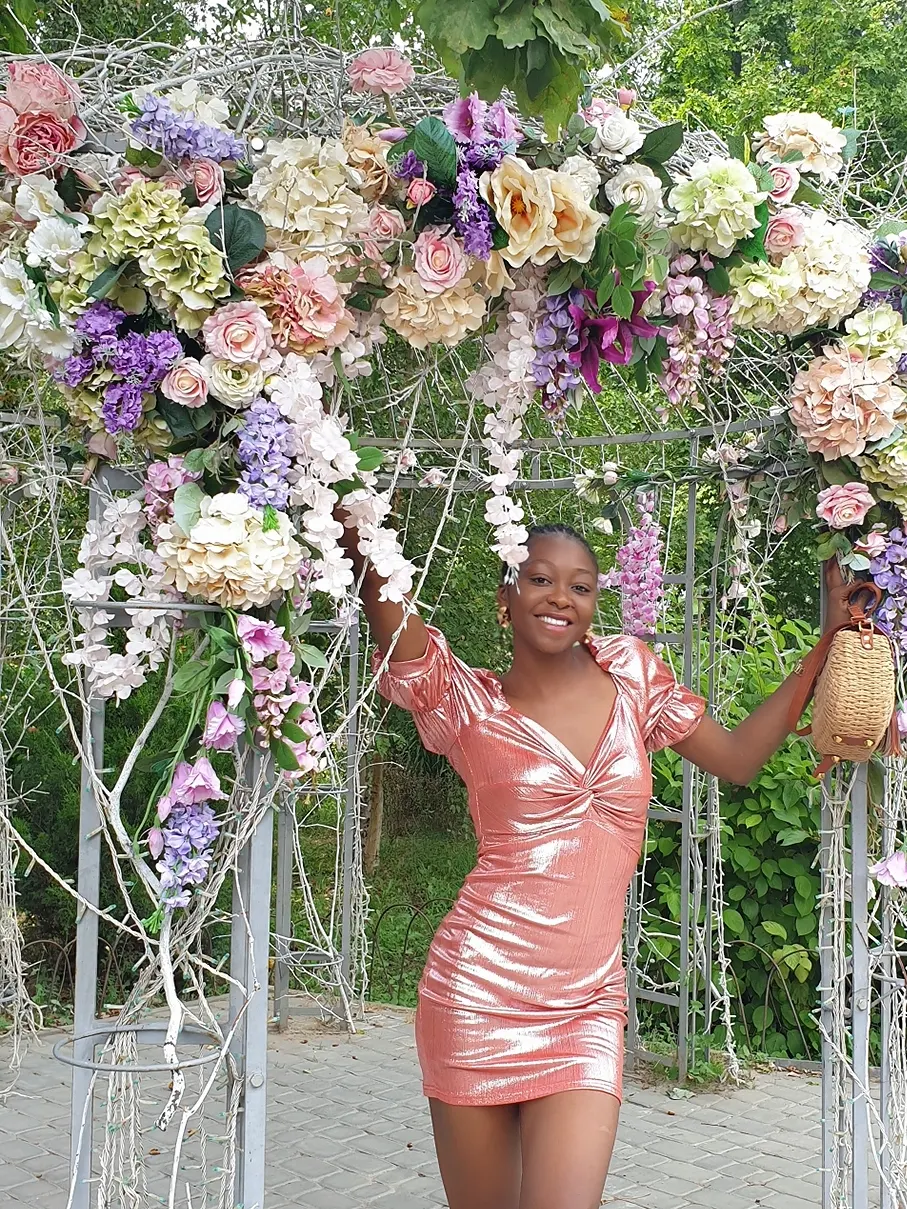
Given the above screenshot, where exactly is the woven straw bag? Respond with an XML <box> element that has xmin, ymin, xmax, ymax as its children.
<box><xmin>787</xmin><ymin>582</ymin><xmax>899</xmax><ymax>777</ymax></box>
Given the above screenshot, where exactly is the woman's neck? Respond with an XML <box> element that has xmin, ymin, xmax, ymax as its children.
<box><xmin>502</xmin><ymin>638</ymin><xmax>590</xmax><ymax>703</ymax></box>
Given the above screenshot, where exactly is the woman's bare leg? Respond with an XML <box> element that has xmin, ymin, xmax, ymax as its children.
<box><xmin>518</xmin><ymin>1089</ymin><xmax>620</xmax><ymax>1209</ymax></box>
<box><xmin>428</xmin><ymin>1098</ymin><xmax>522</xmax><ymax>1209</ymax></box>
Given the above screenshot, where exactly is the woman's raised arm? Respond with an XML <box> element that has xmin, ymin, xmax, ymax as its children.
<box><xmin>335</xmin><ymin>511</ymin><xmax>429</xmax><ymax>664</ymax></box>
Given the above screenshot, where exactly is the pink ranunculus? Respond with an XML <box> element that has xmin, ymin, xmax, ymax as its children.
<box><xmin>202</xmin><ymin>300</ymin><xmax>273</xmax><ymax>363</ymax></box>
<box><xmin>869</xmin><ymin>851</ymin><xmax>907</xmax><ymax>888</ymax></box>
<box><xmin>5</xmin><ymin>61</ymin><xmax>81</xmax><ymax>118</ymax></box>
<box><xmin>147</xmin><ymin>827</ymin><xmax>165</xmax><ymax>859</ymax></box>
<box><xmin>189</xmin><ymin>158</ymin><xmax>225</xmax><ymax>205</ymax></box>
<box><xmin>413</xmin><ymin>226</ymin><xmax>468</xmax><ymax>295</ymax></box>
<box><xmin>170</xmin><ymin>757</ymin><xmax>227</xmax><ymax>805</ymax></box>
<box><xmin>145</xmin><ymin>456</ymin><xmax>198</xmax><ymax>495</ymax></box>
<box><xmin>767</xmin><ymin>163</ymin><xmax>801</xmax><ymax>206</ymax></box>
<box><xmin>764</xmin><ymin>208</ymin><xmax>807</xmax><ymax>259</ymax></box>
<box><xmin>0</xmin><ymin>108</ymin><xmax>86</xmax><ymax>176</ymax></box>
<box><xmin>816</xmin><ymin>482</ymin><xmax>876</xmax><ymax>529</ymax></box>
<box><xmin>236</xmin><ymin>614</ymin><xmax>288</xmax><ymax>662</ymax></box>
<box><xmin>617</xmin><ymin>88</ymin><xmax>637</xmax><ymax>110</ymax></box>
<box><xmin>160</xmin><ymin>357</ymin><xmax>210</xmax><ymax>408</ymax></box>
<box><xmin>202</xmin><ymin>700</ymin><xmax>246</xmax><ymax>750</ymax></box>
<box><xmin>855</xmin><ymin>531</ymin><xmax>887</xmax><ymax>558</ymax></box>
<box><xmin>365</xmin><ymin>204</ymin><xmax>406</xmax><ymax>261</ymax></box>
<box><xmin>347</xmin><ymin>48</ymin><xmax>415</xmax><ymax>96</ymax></box>
<box><xmin>406</xmin><ymin>177</ymin><xmax>437</xmax><ymax>208</ymax></box>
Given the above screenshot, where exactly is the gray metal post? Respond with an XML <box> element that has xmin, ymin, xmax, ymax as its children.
<box><xmin>340</xmin><ymin>614</ymin><xmax>360</xmax><ymax>994</ymax></box>
<box><xmin>273</xmin><ymin>797</ymin><xmax>292</xmax><ymax>1032</ymax></box>
<box><xmin>850</xmin><ymin>762</ymin><xmax>870</xmax><ymax>1209</ymax></box>
<box><xmin>879</xmin><ymin>765</ymin><xmax>893</xmax><ymax>1209</ymax></box>
<box><xmin>228</xmin><ymin>751</ymin><xmax>275</xmax><ymax>1209</ymax></box>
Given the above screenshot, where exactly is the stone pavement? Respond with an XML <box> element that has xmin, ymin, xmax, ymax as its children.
<box><xmin>0</xmin><ymin>1003</ymin><xmax>837</xmax><ymax>1208</ymax></box>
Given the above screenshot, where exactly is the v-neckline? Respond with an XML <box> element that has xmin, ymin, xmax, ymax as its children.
<box><xmin>488</xmin><ymin>639</ymin><xmax>620</xmax><ymax>776</ymax></box>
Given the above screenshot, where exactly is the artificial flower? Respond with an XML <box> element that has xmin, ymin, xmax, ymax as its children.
<box><xmin>480</xmin><ymin>156</ymin><xmax>556</xmax><ymax>268</ymax></box>
<box><xmin>766</xmin><ymin>162</ymin><xmax>801</xmax><ymax>206</ymax></box>
<box><xmin>755</xmin><ymin>111</ymin><xmax>847</xmax><ymax>182</ymax></box>
<box><xmin>560</xmin><ymin>155</ymin><xmax>600</xmax><ymax>204</ymax></box>
<box><xmin>189</xmin><ymin>158</ymin><xmax>225</xmax><ymax>204</ymax></box>
<box><xmin>24</xmin><ymin>214</ymin><xmax>85</xmax><ymax>275</ymax></box>
<box><xmin>347</xmin><ymin>48</ymin><xmax>414</xmax><ymax>96</ymax></box>
<box><xmin>869</xmin><ymin>852</ymin><xmax>907</xmax><ymax>888</ymax></box>
<box><xmin>363</xmin><ymin>205</ymin><xmax>406</xmax><ymax>261</ymax></box>
<box><xmin>160</xmin><ymin>357</ymin><xmax>210</xmax><ymax>408</ymax></box>
<box><xmin>413</xmin><ymin>226</ymin><xmax>469</xmax><ymax>294</ymax></box>
<box><xmin>764</xmin><ymin>208</ymin><xmax>806</xmax><ymax>260</ymax></box>
<box><xmin>0</xmin><ymin>104</ymin><xmax>87</xmax><ymax>176</ymax></box>
<box><xmin>14</xmin><ymin>173</ymin><xmax>66</xmax><ymax>221</ymax></box>
<box><xmin>341</xmin><ymin>120</ymin><xmax>394</xmax><ymax>202</ymax></box>
<box><xmin>815</xmin><ymin>482</ymin><xmax>876</xmax><ymax>528</ymax></box>
<box><xmin>789</xmin><ymin>344</ymin><xmax>906</xmax><ymax>459</ymax></box>
<box><xmin>856</xmin><ymin>433</ymin><xmax>907</xmax><ymax>514</ymax></box>
<box><xmin>202</xmin><ymin>700</ymin><xmax>246</xmax><ymax>750</ymax></box>
<box><xmin>582</xmin><ymin>99</ymin><xmax>644</xmax><ymax>161</ymax></box>
<box><xmin>843</xmin><ymin>303</ymin><xmax>907</xmax><ymax>360</ymax></box>
<box><xmin>542</xmin><ymin>168</ymin><xmax>603</xmax><ymax>264</ymax></box>
<box><xmin>406</xmin><ymin>177</ymin><xmax>437</xmax><ymax>207</ymax></box>
<box><xmin>669</xmin><ymin>157</ymin><xmax>767</xmax><ymax>258</ymax></box>
<box><xmin>202</xmin><ymin>300</ymin><xmax>274</xmax><ymax>363</ymax></box>
<box><xmin>604</xmin><ymin>163</ymin><xmax>663</xmax><ymax>218</ymax></box>
<box><xmin>5</xmin><ymin>61</ymin><xmax>81</xmax><ymax>118</ymax></box>
<box><xmin>200</xmin><ymin>356</ymin><xmax>266</xmax><ymax>408</ymax></box>
<box><xmin>378</xmin><ymin>267</ymin><xmax>486</xmax><ymax>349</ymax></box>
<box><xmin>238</xmin><ymin>255</ymin><xmax>352</xmax><ymax>355</ymax></box>
<box><xmin>139</xmin><ymin>212</ymin><xmax>230</xmax><ymax>334</ymax></box>
<box><xmin>568</xmin><ymin>283</ymin><xmax>659</xmax><ymax>390</ymax></box>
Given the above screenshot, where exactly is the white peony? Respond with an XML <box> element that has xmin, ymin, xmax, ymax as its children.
<box><xmin>157</xmin><ymin>492</ymin><xmax>305</xmax><ymax>609</ymax></box>
<box><xmin>15</xmin><ymin>174</ymin><xmax>66</xmax><ymax>222</ymax></box>
<box><xmin>247</xmin><ymin>136</ymin><xmax>368</xmax><ymax>257</ymax></box>
<box><xmin>583</xmin><ymin>101</ymin><xmax>644</xmax><ymax>162</ymax></box>
<box><xmin>755</xmin><ymin>112</ymin><xmax>847</xmax><ymax>183</ymax></box>
<box><xmin>25</xmin><ymin>215</ymin><xmax>86</xmax><ymax>276</ymax></box>
<box><xmin>200</xmin><ymin>355</ymin><xmax>266</xmax><ymax>408</ymax></box>
<box><xmin>559</xmin><ymin>155</ymin><xmax>601</xmax><ymax>204</ymax></box>
<box><xmin>605</xmin><ymin>163</ymin><xmax>664</xmax><ymax>218</ymax></box>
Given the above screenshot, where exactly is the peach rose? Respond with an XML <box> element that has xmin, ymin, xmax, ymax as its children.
<box><xmin>363</xmin><ymin>205</ymin><xmax>406</xmax><ymax>261</ymax></box>
<box><xmin>407</xmin><ymin>178</ymin><xmax>437</xmax><ymax>207</ymax></box>
<box><xmin>767</xmin><ymin>163</ymin><xmax>801</xmax><ymax>206</ymax></box>
<box><xmin>202</xmin><ymin>301</ymin><xmax>274</xmax><ymax>363</ymax></box>
<box><xmin>0</xmin><ymin>107</ymin><xmax>86</xmax><ymax>176</ymax></box>
<box><xmin>764</xmin><ymin>208</ymin><xmax>807</xmax><ymax>260</ymax></box>
<box><xmin>480</xmin><ymin>155</ymin><xmax>556</xmax><ymax>268</ymax></box>
<box><xmin>816</xmin><ymin>482</ymin><xmax>876</xmax><ymax>529</ymax></box>
<box><xmin>5</xmin><ymin>62</ymin><xmax>81</xmax><ymax>119</ymax></box>
<box><xmin>413</xmin><ymin>226</ymin><xmax>468</xmax><ymax>294</ymax></box>
<box><xmin>347</xmin><ymin>49</ymin><xmax>415</xmax><ymax>96</ymax></box>
<box><xmin>189</xmin><ymin>158</ymin><xmax>224</xmax><ymax>205</ymax></box>
<box><xmin>161</xmin><ymin>357</ymin><xmax>210</xmax><ymax>408</ymax></box>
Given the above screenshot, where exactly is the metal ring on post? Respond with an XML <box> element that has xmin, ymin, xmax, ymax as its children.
<box><xmin>53</xmin><ymin>1026</ymin><xmax>225</xmax><ymax>1074</ymax></box>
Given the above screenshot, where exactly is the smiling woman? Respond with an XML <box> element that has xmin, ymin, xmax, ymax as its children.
<box><xmin>333</xmin><ymin>516</ymin><xmax>857</xmax><ymax>1209</ymax></box>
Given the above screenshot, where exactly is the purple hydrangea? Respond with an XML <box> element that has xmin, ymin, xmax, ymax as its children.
<box><xmin>130</xmin><ymin>93</ymin><xmax>245</xmax><ymax>163</ymax></box>
<box><xmin>102</xmin><ymin>382</ymin><xmax>145</xmax><ymax>434</ymax></box>
<box><xmin>452</xmin><ymin>168</ymin><xmax>493</xmax><ymax>259</ymax></box>
<box><xmin>870</xmin><ymin>529</ymin><xmax>907</xmax><ymax>654</ymax></box>
<box><xmin>393</xmin><ymin>150</ymin><xmax>426</xmax><ymax>181</ymax></box>
<box><xmin>157</xmin><ymin>801</ymin><xmax>221</xmax><ymax>911</ymax></box>
<box><xmin>238</xmin><ymin>395</ymin><xmax>292</xmax><ymax>510</ymax></box>
<box><xmin>532</xmin><ymin>290</ymin><xmax>584</xmax><ymax>420</ymax></box>
<box><xmin>75</xmin><ymin>300</ymin><xmax>126</xmax><ymax>338</ymax></box>
<box><xmin>59</xmin><ymin>354</ymin><xmax>95</xmax><ymax>388</ymax></box>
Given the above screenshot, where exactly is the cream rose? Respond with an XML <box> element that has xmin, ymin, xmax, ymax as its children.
<box><xmin>480</xmin><ymin>156</ymin><xmax>556</xmax><ymax>268</ymax></box>
<box><xmin>559</xmin><ymin>155</ymin><xmax>600</xmax><ymax>204</ymax></box>
<box><xmin>764</xmin><ymin>209</ymin><xmax>807</xmax><ymax>260</ymax></box>
<box><xmin>200</xmin><ymin>356</ymin><xmax>265</xmax><ymax>408</ymax></box>
<box><xmin>161</xmin><ymin>357</ymin><xmax>210</xmax><ymax>408</ymax></box>
<box><xmin>604</xmin><ymin>163</ymin><xmax>664</xmax><ymax>218</ymax></box>
<box><xmin>582</xmin><ymin>99</ymin><xmax>644</xmax><ymax>161</ymax></box>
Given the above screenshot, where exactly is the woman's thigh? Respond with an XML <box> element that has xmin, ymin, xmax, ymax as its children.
<box><xmin>428</xmin><ymin>1098</ymin><xmax>522</xmax><ymax>1209</ymax></box>
<box><xmin>518</xmin><ymin>1089</ymin><xmax>621</xmax><ymax>1209</ymax></box>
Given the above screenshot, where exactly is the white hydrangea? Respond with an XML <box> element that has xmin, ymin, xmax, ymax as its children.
<box><xmin>754</xmin><ymin>112</ymin><xmax>847</xmax><ymax>183</ymax></box>
<box><xmin>669</xmin><ymin>157</ymin><xmax>767</xmax><ymax>258</ymax></box>
<box><xmin>0</xmin><ymin>251</ymin><xmax>74</xmax><ymax>358</ymax></box>
<box><xmin>843</xmin><ymin>303</ymin><xmax>907</xmax><ymax>360</ymax></box>
<box><xmin>25</xmin><ymin>215</ymin><xmax>86</xmax><ymax>276</ymax></box>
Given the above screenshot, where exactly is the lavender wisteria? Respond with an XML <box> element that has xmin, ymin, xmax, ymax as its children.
<box><xmin>238</xmin><ymin>394</ymin><xmax>293</xmax><ymax>510</ymax></box>
<box><xmin>601</xmin><ymin>492</ymin><xmax>665</xmax><ymax>637</ymax></box>
<box><xmin>148</xmin><ymin>758</ymin><xmax>225</xmax><ymax>911</ymax></box>
<box><xmin>532</xmin><ymin>289</ymin><xmax>583</xmax><ymax>420</ymax></box>
<box><xmin>130</xmin><ymin>93</ymin><xmax>246</xmax><ymax>163</ymax></box>
<box><xmin>870</xmin><ymin>528</ymin><xmax>907</xmax><ymax>654</ymax></box>
<box><xmin>659</xmin><ymin>253</ymin><xmax>735</xmax><ymax>408</ymax></box>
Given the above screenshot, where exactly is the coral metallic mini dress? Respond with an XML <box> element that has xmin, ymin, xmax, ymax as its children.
<box><xmin>376</xmin><ymin>627</ymin><xmax>705</xmax><ymax>1106</ymax></box>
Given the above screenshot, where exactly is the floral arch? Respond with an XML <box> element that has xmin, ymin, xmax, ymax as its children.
<box><xmin>0</xmin><ymin>30</ymin><xmax>905</xmax><ymax>1209</ymax></box>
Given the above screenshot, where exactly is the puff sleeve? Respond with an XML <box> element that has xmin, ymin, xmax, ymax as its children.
<box><xmin>631</xmin><ymin>638</ymin><xmax>706</xmax><ymax>753</ymax></box>
<box><xmin>372</xmin><ymin>626</ymin><xmax>471</xmax><ymax>757</ymax></box>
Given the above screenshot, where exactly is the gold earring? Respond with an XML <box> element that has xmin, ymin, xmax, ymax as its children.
<box><xmin>497</xmin><ymin>604</ymin><xmax>511</xmax><ymax>629</ymax></box>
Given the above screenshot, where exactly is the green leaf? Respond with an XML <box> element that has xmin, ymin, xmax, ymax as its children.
<box><xmin>707</xmin><ymin>264</ymin><xmax>731</xmax><ymax>295</ymax></box>
<box><xmin>547</xmin><ymin>259</ymin><xmax>584</xmax><ymax>295</ymax></box>
<box><xmin>736</xmin><ymin>201</ymin><xmax>770</xmax><ymax>262</ymax></box>
<box><xmin>874</xmin><ymin>219</ymin><xmax>907</xmax><ymax>241</ymax></box>
<box><xmin>747</xmin><ymin>161</ymin><xmax>775</xmax><ymax>193</ymax></box>
<box><xmin>415</xmin><ymin>0</ymin><xmax>498</xmax><ymax>54</ymax></box>
<box><xmin>171</xmin><ymin>659</ymin><xmax>212</xmax><ymax>695</ymax></box>
<box><xmin>638</xmin><ymin>122</ymin><xmax>684</xmax><ymax>164</ymax></box>
<box><xmin>182</xmin><ymin>448</ymin><xmax>208</xmax><ymax>473</ymax></box>
<box><xmin>280</xmin><ymin>720</ymin><xmax>308</xmax><ymax>744</ymax></box>
<box><xmin>356</xmin><ymin>446</ymin><xmax>384</xmax><ymax>473</ymax></box>
<box><xmin>595</xmin><ymin>273</ymin><xmax>616</xmax><ymax>308</ymax></box>
<box><xmin>727</xmin><ymin>132</ymin><xmax>749</xmax><ymax>163</ymax></box>
<box><xmin>261</xmin><ymin>504</ymin><xmax>280</xmax><ymax>533</ymax></box>
<box><xmin>840</xmin><ymin>128</ymin><xmax>859</xmax><ymax>163</ymax></box>
<box><xmin>869</xmin><ymin>269</ymin><xmax>905</xmax><ymax>291</ymax></box>
<box><xmin>761</xmin><ymin>920</ymin><xmax>787</xmax><ymax>939</ymax></box>
<box><xmin>723</xmin><ymin>908</ymin><xmax>745</xmax><ymax>935</ymax></box>
<box><xmin>156</xmin><ymin>398</ymin><xmax>215</xmax><ymax>441</ymax></box>
<box><xmin>394</xmin><ymin>116</ymin><xmax>459</xmax><ymax>188</ymax></box>
<box><xmin>792</xmin><ymin>179</ymin><xmax>825</xmax><ymax>207</ymax></box>
<box><xmin>87</xmin><ymin>261</ymin><xmax>132</xmax><ymax>300</ymax></box>
<box><xmin>204</xmin><ymin>203</ymin><xmax>267</xmax><ymax>274</ymax></box>
<box><xmin>819</xmin><ymin>457</ymin><xmax>862</xmax><ymax>487</ymax></box>
<box><xmin>172</xmin><ymin>483</ymin><xmax>207</xmax><ymax>535</ymax></box>
<box><xmin>611</xmin><ymin>283</ymin><xmax>633</xmax><ymax>319</ymax></box>
<box><xmin>213</xmin><ymin>668</ymin><xmax>241</xmax><ymax>695</ymax></box>
<box><xmin>347</xmin><ymin>293</ymin><xmax>373</xmax><ymax>312</ymax></box>
<box><xmin>298</xmin><ymin>643</ymin><xmax>328</xmax><ymax>670</ymax></box>
<box><xmin>125</xmin><ymin>144</ymin><xmax>162</xmax><ymax>169</ymax></box>
<box><xmin>794</xmin><ymin>875</ymin><xmax>814</xmax><ymax>898</ymax></box>
<box><xmin>534</xmin><ymin>2</ymin><xmax>596</xmax><ymax>57</ymax></box>
<box><xmin>495</xmin><ymin>0</ymin><xmax>537</xmax><ymax>47</ymax></box>
<box><xmin>270</xmin><ymin>738</ymin><xmax>300</xmax><ymax>772</ymax></box>
<box><xmin>491</xmin><ymin>222</ymin><xmax>511</xmax><ymax>251</ymax></box>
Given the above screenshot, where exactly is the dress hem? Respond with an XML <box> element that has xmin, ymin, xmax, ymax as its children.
<box><xmin>422</xmin><ymin>1080</ymin><xmax>623</xmax><ymax>1107</ymax></box>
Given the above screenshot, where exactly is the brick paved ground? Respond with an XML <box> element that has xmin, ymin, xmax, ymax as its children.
<box><xmin>0</xmin><ymin>1003</ymin><xmax>842</xmax><ymax>1208</ymax></box>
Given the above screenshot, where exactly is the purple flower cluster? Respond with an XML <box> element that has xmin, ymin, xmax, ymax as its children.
<box><xmin>452</xmin><ymin>168</ymin><xmax>492</xmax><ymax>258</ymax></box>
<box><xmin>59</xmin><ymin>301</ymin><xmax>182</xmax><ymax>436</ymax></box>
<box><xmin>600</xmin><ymin>493</ymin><xmax>665</xmax><ymax>637</ymax></box>
<box><xmin>237</xmin><ymin>395</ymin><xmax>292</xmax><ymax>510</ymax></box>
<box><xmin>869</xmin><ymin>528</ymin><xmax>907</xmax><ymax>654</ymax></box>
<box><xmin>148</xmin><ymin>757</ymin><xmax>226</xmax><ymax>911</ymax></box>
<box><xmin>444</xmin><ymin>93</ymin><xmax>520</xmax><ymax>261</ymax></box>
<box><xmin>130</xmin><ymin>93</ymin><xmax>245</xmax><ymax>163</ymax></box>
<box><xmin>863</xmin><ymin>236</ymin><xmax>907</xmax><ymax>318</ymax></box>
<box><xmin>393</xmin><ymin>150</ymin><xmax>426</xmax><ymax>181</ymax></box>
<box><xmin>532</xmin><ymin>290</ymin><xmax>584</xmax><ymax>421</ymax></box>
<box><xmin>659</xmin><ymin>254</ymin><xmax>735</xmax><ymax>408</ymax></box>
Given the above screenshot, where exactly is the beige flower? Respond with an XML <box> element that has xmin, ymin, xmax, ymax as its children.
<box><xmin>729</xmin><ymin>258</ymin><xmax>804</xmax><ymax>330</ymax></box>
<box><xmin>541</xmin><ymin>169</ymin><xmax>603</xmax><ymax>265</ymax></box>
<box><xmin>755</xmin><ymin>112</ymin><xmax>847</xmax><ymax>183</ymax></box>
<box><xmin>559</xmin><ymin>155</ymin><xmax>600</xmax><ymax>204</ymax></box>
<box><xmin>341</xmin><ymin>120</ymin><xmax>395</xmax><ymax>202</ymax></box>
<box><xmin>843</xmin><ymin>303</ymin><xmax>907</xmax><ymax>360</ymax></box>
<box><xmin>157</xmin><ymin>492</ymin><xmax>305</xmax><ymax>609</ymax></box>
<box><xmin>483</xmin><ymin>251</ymin><xmax>515</xmax><ymax>298</ymax></box>
<box><xmin>480</xmin><ymin>156</ymin><xmax>557</xmax><ymax>268</ymax></box>
<box><xmin>378</xmin><ymin>267</ymin><xmax>486</xmax><ymax>349</ymax></box>
<box><xmin>200</xmin><ymin>356</ymin><xmax>266</xmax><ymax>408</ymax></box>
<box><xmin>857</xmin><ymin>433</ymin><xmax>907</xmax><ymax>514</ymax></box>
<box><xmin>789</xmin><ymin>344</ymin><xmax>906</xmax><ymax>460</ymax></box>
<box><xmin>139</xmin><ymin>214</ymin><xmax>230</xmax><ymax>334</ymax></box>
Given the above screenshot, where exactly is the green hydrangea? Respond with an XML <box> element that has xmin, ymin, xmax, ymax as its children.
<box><xmin>87</xmin><ymin>180</ymin><xmax>186</xmax><ymax>263</ymax></box>
<box><xmin>139</xmin><ymin>216</ymin><xmax>230</xmax><ymax>334</ymax></box>
<box><xmin>857</xmin><ymin>434</ymin><xmax>907</xmax><ymax>514</ymax></box>
<box><xmin>843</xmin><ymin>303</ymin><xmax>907</xmax><ymax>360</ymax></box>
<box><xmin>669</xmin><ymin>156</ymin><xmax>767</xmax><ymax>258</ymax></box>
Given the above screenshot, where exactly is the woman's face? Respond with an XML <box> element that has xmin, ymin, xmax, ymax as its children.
<box><xmin>499</xmin><ymin>534</ymin><xmax>599</xmax><ymax>654</ymax></box>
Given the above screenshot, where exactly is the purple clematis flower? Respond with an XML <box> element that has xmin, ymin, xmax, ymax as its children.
<box><xmin>567</xmin><ymin>283</ymin><xmax>659</xmax><ymax>392</ymax></box>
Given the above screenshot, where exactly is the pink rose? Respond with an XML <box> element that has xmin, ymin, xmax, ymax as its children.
<box><xmin>202</xmin><ymin>700</ymin><xmax>246</xmax><ymax>751</ymax></box>
<box><xmin>816</xmin><ymin>482</ymin><xmax>876</xmax><ymax>529</ymax></box>
<box><xmin>347</xmin><ymin>48</ymin><xmax>415</xmax><ymax>96</ymax></box>
<box><xmin>869</xmin><ymin>851</ymin><xmax>907</xmax><ymax>888</ymax></box>
<box><xmin>767</xmin><ymin>162</ymin><xmax>801</xmax><ymax>206</ymax></box>
<box><xmin>764</xmin><ymin>208</ymin><xmax>807</xmax><ymax>260</ymax></box>
<box><xmin>406</xmin><ymin>177</ymin><xmax>437</xmax><ymax>208</ymax></box>
<box><xmin>160</xmin><ymin>357</ymin><xmax>210</xmax><ymax>408</ymax></box>
<box><xmin>202</xmin><ymin>301</ymin><xmax>273</xmax><ymax>363</ymax></box>
<box><xmin>159</xmin><ymin>173</ymin><xmax>184</xmax><ymax>191</ymax></box>
<box><xmin>617</xmin><ymin>88</ymin><xmax>637</xmax><ymax>110</ymax></box>
<box><xmin>0</xmin><ymin>107</ymin><xmax>86</xmax><ymax>176</ymax></box>
<box><xmin>413</xmin><ymin>226</ymin><xmax>468</xmax><ymax>295</ymax></box>
<box><xmin>854</xmin><ymin>531</ymin><xmax>887</xmax><ymax>558</ymax></box>
<box><xmin>363</xmin><ymin>204</ymin><xmax>406</xmax><ymax>260</ymax></box>
<box><xmin>189</xmin><ymin>158</ymin><xmax>224</xmax><ymax>205</ymax></box>
<box><xmin>5</xmin><ymin>62</ymin><xmax>81</xmax><ymax>119</ymax></box>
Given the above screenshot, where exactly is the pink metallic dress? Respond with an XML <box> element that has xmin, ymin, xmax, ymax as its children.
<box><xmin>376</xmin><ymin>627</ymin><xmax>705</xmax><ymax>1107</ymax></box>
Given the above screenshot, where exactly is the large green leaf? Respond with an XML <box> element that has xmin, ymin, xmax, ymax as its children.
<box><xmin>415</xmin><ymin>0</ymin><xmax>498</xmax><ymax>54</ymax></box>
<box><xmin>171</xmin><ymin>660</ymin><xmax>212</xmax><ymax>695</ymax></box>
<box><xmin>534</xmin><ymin>2</ymin><xmax>596</xmax><ymax>57</ymax></box>
<box><xmin>87</xmin><ymin>260</ymin><xmax>133</xmax><ymax>300</ymax></box>
<box><xmin>270</xmin><ymin>738</ymin><xmax>300</xmax><ymax>772</ymax></box>
<box><xmin>638</xmin><ymin>122</ymin><xmax>684</xmax><ymax>164</ymax></box>
<box><xmin>172</xmin><ymin>483</ymin><xmax>207</xmax><ymax>535</ymax></box>
<box><xmin>204</xmin><ymin>203</ymin><xmax>266</xmax><ymax>274</ymax></box>
<box><xmin>495</xmin><ymin>0</ymin><xmax>537</xmax><ymax>47</ymax></box>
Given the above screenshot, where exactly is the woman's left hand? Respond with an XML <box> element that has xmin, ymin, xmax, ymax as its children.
<box><xmin>823</xmin><ymin>558</ymin><xmax>855</xmax><ymax>633</ymax></box>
